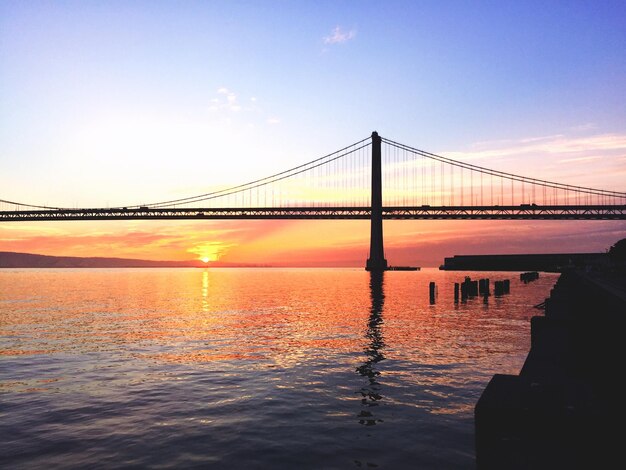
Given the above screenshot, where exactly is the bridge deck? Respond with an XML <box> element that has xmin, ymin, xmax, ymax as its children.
<box><xmin>1</xmin><ymin>205</ymin><xmax>625</xmax><ymax>221</ymax></box>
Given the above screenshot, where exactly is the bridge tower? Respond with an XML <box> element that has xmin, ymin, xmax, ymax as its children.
<box><xmin>366</xmin><ymin>131</ymin><xmax>388</xmax><ymax>271</ymax></box>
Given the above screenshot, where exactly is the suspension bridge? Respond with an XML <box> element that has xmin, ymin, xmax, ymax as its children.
<box><xmin>1</xmin><ymin>132</ymin><xmax>625</xmax><ymax>270</ymax></box>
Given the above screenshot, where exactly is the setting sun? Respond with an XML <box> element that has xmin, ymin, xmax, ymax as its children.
<box><xmin>188</xmin><ymin>241</ymin><xmax>236</xmax><ymax>264</ymax></box>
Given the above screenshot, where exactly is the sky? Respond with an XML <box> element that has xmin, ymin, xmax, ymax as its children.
<box><xmin>1</xmin><ymin>0</ymin><xmax>625</xmax><ymax>266</ymax></box>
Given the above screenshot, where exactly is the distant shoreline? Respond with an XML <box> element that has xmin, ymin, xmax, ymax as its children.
<box><xmin>0</xmin><ymin>251</ymin><xmax>376</xmax><ymax>269</ymax></box>
<box><xmin>0</xmin><ymin>251</ymin><xmax>265</xmax><ymax>269</ymax></box>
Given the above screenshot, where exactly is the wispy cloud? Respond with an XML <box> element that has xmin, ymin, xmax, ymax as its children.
<box><xmin>570</xmin><ymin>122</ymin><xmax>597</xmax><ymax>132</ymax></box>
<box><xmin>557</xmin><ymin>155</ymin><xmax>602</xmax><ymax>164</ymax></box>
<box><xmin>209</xmin><ymin>87</ymin><xmax>241</xmax><ymax>112</ymax></box>
<box><xmin>440</xmin><ymin>132</ymin><xmax>626</xmax><ymax>191</ymax></box>
<box><xmin>323</xmin><ymin>26</ymin><xmax>356</xmax><ymax>45</ymax></box>
<box><xmin>208</xmin><ymin>88</ymin><xmax>279</xmax><ymax>125</ymax></box>
<box><xmin>443</xmin><ymin>133</ymin><xmax>626</xmax><ymax>161</ymax></box>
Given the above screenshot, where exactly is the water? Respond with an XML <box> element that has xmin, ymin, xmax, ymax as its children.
<box><xmin>0</xmin><ymin>268</ymin><xmax>558</xmax><ymax>469</ymax></box>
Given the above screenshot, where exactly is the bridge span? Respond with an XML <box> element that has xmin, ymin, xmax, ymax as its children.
<box><xmin>2</xmin><ymin>132</ymin><xmax>625</xmax><ymax>270</ymax></box>
<box><xmin>1</xmin><ymin>205</ymin><xmax>624</xmax><ymax>221</ymax></box>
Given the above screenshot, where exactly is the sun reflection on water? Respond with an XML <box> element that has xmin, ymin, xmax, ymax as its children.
<box><xmin>202</xmin><ymin>269</ymin><xmax>210</xmax><ymax>312</ymax></box>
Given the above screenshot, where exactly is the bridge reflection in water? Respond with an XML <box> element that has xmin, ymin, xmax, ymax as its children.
<box><xmin>356</xmin><ymin>271</ymin><xmax>386</xmax><ymax>425</ymax></box>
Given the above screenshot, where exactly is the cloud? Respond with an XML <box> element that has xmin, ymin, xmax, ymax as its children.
<box><xmin>208</xmin><ymin>88</ymin><xmax>278</xmax><ymax>125</ymax></box>
<box><xmin>570</xmin><ymin>122</ymin><xmax>597</xmax><ymax>132</ymax></box>
<box><xmin>443</xmin><ymin>133</ymin><xmax>626</xmax><ymax>161</ymax></box>
<box><xmin>557</xmin><ymin>155</ymin><xmax>602</xmax><ymax>164</ymax></box>
<box><xmin>210</xmin><ymin>87</ymin><xmax>241</xmax><ymax>113</ymax></box>
<box><xmin>323</xmin><ymin>26</ymin><xmax>356</xmax><ymax>45</ymax></box>
<box><xmin>437</xmin><ymin>132</ymin><xmax>626</xmax><ymax>191</ymax></box>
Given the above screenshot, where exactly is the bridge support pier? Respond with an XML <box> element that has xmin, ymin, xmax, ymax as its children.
<box><xmin>366</xmin><ymin>131</ymin><xmax>388</xmax><ymax>272</ymax></box>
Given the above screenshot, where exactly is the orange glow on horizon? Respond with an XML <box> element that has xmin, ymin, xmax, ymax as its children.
<box><xmin>0</xmin><ymin>218</ymin><xmax>624</xmax><ymax>267</ymax></box>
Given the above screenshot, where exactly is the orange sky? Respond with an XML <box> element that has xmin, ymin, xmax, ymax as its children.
<box><xmin>1</xmin><ymin>218</ymin><xmax>623</xmax><ymax>267</ymax></box>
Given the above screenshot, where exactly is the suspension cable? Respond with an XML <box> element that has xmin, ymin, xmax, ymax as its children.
<box><xmin>382</xmin><ymin>137</ymin><xmax>626</xmax><ymax>199</ymax></box>
<box><xmin>137</xmin><ymin>137</ymin><xmax>371</xmax><ymax>208</ymax></box>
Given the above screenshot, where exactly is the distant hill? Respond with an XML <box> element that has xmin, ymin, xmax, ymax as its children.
<box><xmin>0</xmin><ymin>251</ymin><xmax>246</xmax><ymax>268</ymax></box>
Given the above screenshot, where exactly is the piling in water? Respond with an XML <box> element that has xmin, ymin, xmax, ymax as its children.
<box><xmin>494</xmin><ymin>279</ymin><xmax>511</xmax><ymax>296</ymax></box>
<box><xmin>494</xmin><ymin>280</ymin><xmax>503</xmax><ymax>296</ymax></box>
<box><xmin>470</xmin><ymin>280</ymin><xmax>479</xmax><ymax>297</ymax></box>
<box><xmin>429</xmin><ymin>281</ymin><xmax>436</xmax><ymax>304</ymax></box>
<box><xmin>454</xmin><ymin>283</ymin><xmax>460</xmax><ymax>303</ymax></box>
<box><xmin>479</xmin><ymin>279</ymin><xmax>490</xmax><ymax>296</ymax></box>
<box><xmin>461</xmin><ymin>276</ymin><xmax>479</xmax><ymax>298</ymax></box>
<box><xmin>520</xmin><ymin>271</ymin><xmax>539</xmax><ymax>283</ymax></box>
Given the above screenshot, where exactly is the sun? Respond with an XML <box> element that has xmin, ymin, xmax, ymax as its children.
<box><xmin>189</xmin><ymin>242</ymin><xmax>235</xmax><ymax>265</ymax></box>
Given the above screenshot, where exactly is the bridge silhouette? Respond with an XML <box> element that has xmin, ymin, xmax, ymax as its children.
<box><xmin>2</xmin><ymin>132</ymin><xmax>625</xmax><ymax>270</ymax></box>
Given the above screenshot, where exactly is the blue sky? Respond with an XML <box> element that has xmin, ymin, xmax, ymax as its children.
<box><xmin>2</xmin><ymin>2</ymin><xmax>625</xmax><ymax>197</ymax></box>
<box><xmin>1</xmin><ymin>1</ymin><xmax>625</xmax><ymax>263</ymax></box>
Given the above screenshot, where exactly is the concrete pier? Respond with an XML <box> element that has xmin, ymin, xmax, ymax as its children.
<box><xmin>475</xmin><ymin>270</ymin><xmax>626</xmax><ymax>468</ymax></box>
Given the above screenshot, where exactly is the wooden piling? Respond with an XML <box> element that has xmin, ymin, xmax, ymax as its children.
<box><xmin>520</xmin><ymin>271</ymin><xmax>539</xmax><ymax>283</ymax></box>
<box><xmin>479</xmin><ymin>278</ymin><xmax>490</xmax><ymax>296</ymax></box>
<box><xmin>470</xmin><ymin>280</ymin><xmax>479</xmax><ymax>297</ymax></box>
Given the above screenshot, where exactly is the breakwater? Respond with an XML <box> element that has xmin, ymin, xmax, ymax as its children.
<box><xmin>475</xmin><ymin>270</ymin><xmax>626</xmax><ymax>469</ymax></box>
<box><xmin>441</xmin><ymin>253</ymin><xmax>608</xmax><ymax>272</ymax></box>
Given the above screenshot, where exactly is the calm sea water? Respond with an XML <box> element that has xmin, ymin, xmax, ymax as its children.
<box><xmin>0</xmin><ymin>268</ymin><xmax>558</xmax><ymax>469</ymax></box>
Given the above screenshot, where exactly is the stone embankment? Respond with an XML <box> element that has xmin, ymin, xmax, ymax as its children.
<box><xmin>475</xmin><ymin>270</ymin><xmax>626</xmax><ymax>469</ymax></box>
